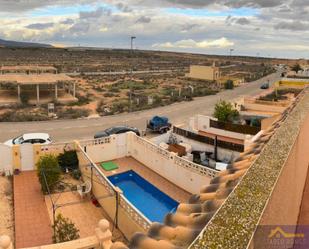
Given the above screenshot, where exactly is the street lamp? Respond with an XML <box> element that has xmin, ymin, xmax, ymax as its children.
<box><xmin>129</xmin><ymin>36</ymin><xmax>136</xmax><ymax>112</ymax></box>
<box><xmin>230</xmin><ymin>48</ymin><xmax>234</xmax><ymax>56</ymax></box>
<box><xmin>131</xmin><ymin>36</ymin><xmax>136</xmax><ymax>54</ymax></box>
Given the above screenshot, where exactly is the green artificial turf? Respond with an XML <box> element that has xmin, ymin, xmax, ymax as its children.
<box><xmin>100</xmin><ymin>161</ymin><xmax>118</xmax><ymax>171</ymax></box>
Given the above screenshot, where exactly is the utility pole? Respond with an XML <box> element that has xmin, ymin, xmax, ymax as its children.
<box><xmin>129</xmin><ymin>36</ymin><xmax>136</xmax><ymax>112</ymax></box>
<box><xmin>230</xmin><ymin>48</ymin><xmax>234</xmax><ymax>57</ymax></box>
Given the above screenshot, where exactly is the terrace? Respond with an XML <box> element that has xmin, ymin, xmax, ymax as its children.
<box><xmin>0</xmin><ymin>133</ymin><xmax>218</xmax><ymax>247</ymax></box>
<box><xmin>75</xmin><ymin>133</ymin><xmax>216</xmax><ymax>240</ymax></box>
<box><xmin>188</xmin><ymin>114</ymin><xmax>262</xmax><ymax>149</ymax></box>
<box><xmin>44</xmin><ymin>192</ymin><xmax>125</xmax><ymax>242</ymax></box>
<box><xmin>151</xmin><ymin>121</ymin><xmax>251</xmax><ymax>172</ymax></box>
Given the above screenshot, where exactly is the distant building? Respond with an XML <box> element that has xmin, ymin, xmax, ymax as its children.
<box><xmin>186</xmin><ymin>63</ymin><xmax>221</xmax><ymax>81</ymax></box>
<box><xmin>0</xmin><ymin>65</ymin><xmax>77</xmax><ymax>106</ymax></box>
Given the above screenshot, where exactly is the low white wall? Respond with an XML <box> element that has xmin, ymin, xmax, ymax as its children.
<box><xmin>190</xmin><ymin>115</ymin><xmax>248</xmax><ymax>141</ymax></box>
<box><xmin>150</xmin><ymin>132</ymin><xmax>170</xmax><ymax>145</ymax></box>
<box><xmin>79</xmin><ymin>134</ymin><xmax>128</xmax><ymax>163</ymax></box>
<box><xmin>0</xmin><ymin>143</ymin><xmax>13</xmax><ymax>174</ymax></box>
<box><xmin>127</xmin><ymin>133</ymin><xmax>216</xmax><ymax>194</ymax></box>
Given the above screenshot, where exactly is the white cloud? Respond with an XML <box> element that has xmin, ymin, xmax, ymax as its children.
<box><xmin>0</xmin><ymin>0</ymin><xmax>309</xmax><ymax>58</ymax></box>
<box><xmin>153</xmin><ymin>37</ymin><xmax>234</xmax><ymax>49</ymax></box>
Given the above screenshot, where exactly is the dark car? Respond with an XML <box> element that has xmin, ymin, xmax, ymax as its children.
<box><xmin>260</xmin><ymin>83</ymin><xmax>269</xmax><ymax>89</ymax></box>
<box><xmin>94</xmin><ymin>126</ymin><xmax>140</xmax><ymax>139</ymax></box>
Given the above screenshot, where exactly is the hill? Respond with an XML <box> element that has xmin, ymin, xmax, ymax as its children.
<box><xmin>0</xmin><ymin>38</ymin><xmax>52</xmax><ymax>48</ymax></box>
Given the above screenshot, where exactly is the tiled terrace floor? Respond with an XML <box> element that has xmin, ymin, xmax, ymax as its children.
<box><xmin>97</xmin><ymin>156</ymin><xmax>191</xmax><ymax>203</ymax></box>
<box><xmin>14</xmin><ymin>171</ymin><xmax>53</xmax><ymax>249</ymax></box>
<box><xmin>44</xmin><ymin>191</ymin><xmax>125</xmax><ymax>243</ymax></box>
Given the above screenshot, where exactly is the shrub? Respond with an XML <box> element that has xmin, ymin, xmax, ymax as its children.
<box><xmin>111</xmin><ymin>100</ymin><xmax>129</xmax><ymax>113</ymax></box>
<box><xmin>71</xmin><ymin>169</ymin><xmax>82</xmax><ymax>180</ymax></box>
<box><xmin>224</xmin><ymin>80</ymin><xmax>234</xmax><ymax>90</ymax></box>
<box><xmin>152</xmin><ymin>94</ymin><xmax>163</xmax><ymax>106</ymax></box>
<box><xmin>251</xmin><ymin>118</ymin><xmax>261</xmax><ymax>127</ymax></box>
<box><xmin>213</xmin><ymin>100</ymin><xmax>239</xmax><ymax>122</ymax></box>
<box><xmin>109</xmin><ymin>87</ymin><xmax>120</xmax><ymax>93</ymax></box>
<box><xmin>58</xmin><ymin>150</ymin><xmax>79</xmax><ymax>172</ymax></box>
<box><xmin>0</xmin><ymin>111</ymin><xmax>49</xmax><ymax>122</ymax></box>
<box><xmin>37</xmin><ymin>155</ymin><xmax>61</xmax><ymax>194</ymax></box>
<box><xmin>57</xmin><ymin>108</ymin><xmax>90</xmax><ymax>119</ymax></box>
<box><xmin>69</xmin><ymin>94</ymin><xmax>91</xmax><ymax>106</ymax></box>
<box><xmin>52</xmin><ymin>214</ymin><xmax>80</xmax><ymax>243</ymax></box>
<box><xmin>20</xmin><ymin>93</ymin><xmax>29</xmax><ymax>105</ymax></box>
<box><xmin>103</xmin><ymin>92</ymin><xmax>115</xmax><ymax>97</ymax></box>
<box><xmin>291</xmin><ymin>63</ymin><xmax>302</xmax><ymax>73</ymax></box>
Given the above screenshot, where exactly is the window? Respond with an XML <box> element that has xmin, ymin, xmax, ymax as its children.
<box><xmin>116</xmin><ymin>129</ymin><xmax>128</xmax><ymax>134</ymax></box>
<box><xmin>22</xmin><ymin>140</ymin><xmax>32</xmax><ymax>144</ymax></box>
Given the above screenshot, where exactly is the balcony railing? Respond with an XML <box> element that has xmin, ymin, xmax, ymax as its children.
<box><xmin>76</xmin><ymin>142</ymin><xmax>152</xmax><ymax>231</ymax></box>
<box><xmin>173</xmin><ymin>126</ymin><xmax>244</xmax><ymax>152</ymax></box>
<box><xmin>209</xmin><ymin>119</ymin><xmax>260</xmax><ymax>135</ymax></box>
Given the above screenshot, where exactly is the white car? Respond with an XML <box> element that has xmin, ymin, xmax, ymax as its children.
<box><xmin>4</xmin><ymin>133</ymin><xmax>52</xmax><ymax>146</ymax></box>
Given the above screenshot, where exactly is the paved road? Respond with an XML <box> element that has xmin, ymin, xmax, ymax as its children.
<box><xmin>67</xmin><ymin>69</ymin><xmax>184</xmax><ymax>76</ymax></box>
<box><xmin>0</xmin><ymin>72</ymin><xmax>281</xmax><ymax>143</ymax></box>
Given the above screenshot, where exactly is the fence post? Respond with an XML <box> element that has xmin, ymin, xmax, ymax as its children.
<box><xmin>95</xmin><ymin>219</ymin><xmax>113</xmax><ymax>249</ymax></box>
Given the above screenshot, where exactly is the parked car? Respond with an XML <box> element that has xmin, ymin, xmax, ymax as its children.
<box><xmin>94</xmin><ymin>126</ymin><xmax>140</xmax><ymax>139</ymax></box>
<box><xmin>260</xmin><ymin>83</ymin><xmax>269</xmax><ymax>89</ymax></box>
<box><xmin>4</xmin><ymin>133</ymin><xmax>52</xmax><ymax>146</ymax></box>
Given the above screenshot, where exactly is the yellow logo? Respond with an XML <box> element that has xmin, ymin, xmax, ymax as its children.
<box><xmin>268</xmin><ymin>227</ymin><xmax>305</xmax><ymax>239</ymax></box>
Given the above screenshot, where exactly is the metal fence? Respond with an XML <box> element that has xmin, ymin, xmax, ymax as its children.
<box><xmin>173</xmin><ymin>126</ymin><xmax>244</xmax><ymax>152</ymax></box>
<box><xmin>209</xmin><ymin>119</ymin><xmax>260</xmax><ymax>135</ymax></box>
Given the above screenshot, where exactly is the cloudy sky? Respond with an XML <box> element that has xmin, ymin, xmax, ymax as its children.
<box><xmin>0</xmin><ymin>0</ymin><xmax>309</xmax><ymax>58</ymax></box>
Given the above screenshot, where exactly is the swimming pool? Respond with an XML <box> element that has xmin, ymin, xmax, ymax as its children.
<box><xmin>108</xmin><ymin>170</ymin><xmax>179</xmax><ymax>223</ymax></box>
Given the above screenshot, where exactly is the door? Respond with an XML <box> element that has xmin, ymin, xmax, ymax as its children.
<box><xmin>20</xmin><ymin>143</ymin><xmax>34</xmax><ymax>171</ymax></box>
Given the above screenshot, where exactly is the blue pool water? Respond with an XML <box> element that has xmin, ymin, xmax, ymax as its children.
<box><xmin>108</xmin><ymin>170</ymin><xmax>179</xmax><ymax>223</ymax></box>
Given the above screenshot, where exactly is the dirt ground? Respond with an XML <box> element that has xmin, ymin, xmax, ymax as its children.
<box><xmin>0</xmin><ymin>176</ymin><xmax>14</xmax><ymax>240</ymax></box>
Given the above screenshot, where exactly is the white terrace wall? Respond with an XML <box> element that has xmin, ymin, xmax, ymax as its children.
<box><xmin>79</xmin><ymin>134</ymin><xmax>127</xmax><ymax>163</ymax></box>
<box><xmin>0</xmin><ymin>143</ymin><xmax>13</xmax><ymax>174</ymax></box>
<box><xmin>127</xmin><ymin>133</ymin><xmax>217</xmax><ymax>194</ymax></box>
